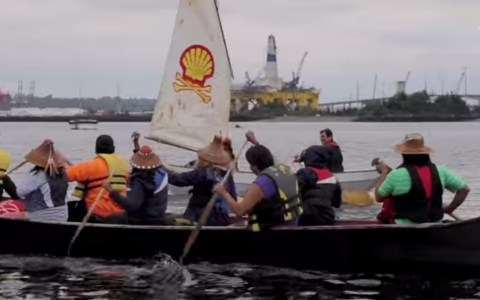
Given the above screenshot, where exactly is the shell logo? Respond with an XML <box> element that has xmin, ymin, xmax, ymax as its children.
<box><xmin>173</xmin><ymin>45</ymin><xmax>215</xmax><ymax>104</ymax></box>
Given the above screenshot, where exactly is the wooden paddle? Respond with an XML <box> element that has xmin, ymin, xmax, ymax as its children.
<box><xmin>67</xmin><ymin>170</ymin><xmax>115</xmax><ymax>256</ymax></box>
<box><xmin>371</xmin><ymin>158</ymin><xmax>462</xmax><ymax>221</ymax></box>
<box><xmin>179</xmin><ymin>139</ymin><xmax>249</xmax><ymax>264</ymax></box>
<box><xmin>4</xmin><ymin>161</ymin><xmax>27</xmax><ymax>176</ymax></box>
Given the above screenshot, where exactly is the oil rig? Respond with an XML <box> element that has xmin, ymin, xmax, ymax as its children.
<box><xmin>231</xmin><ymin>35</ymin><xmax>319</xmax><ymax>113</ymax></box>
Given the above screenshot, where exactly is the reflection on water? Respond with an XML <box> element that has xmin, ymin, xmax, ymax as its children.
<box><xmin>0</xmin><ymin>255</ymin><xmax>479</xmax><ymax>299</ymax></box>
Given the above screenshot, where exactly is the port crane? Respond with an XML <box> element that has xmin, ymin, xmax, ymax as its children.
<box><xmin>285</xmin><ymin>51</ymin><xmax>308</xmax><ymax>89</ymax></box>
<box><xmin>454</xmin><ymin>67</ymin><xmax>467</xmax><ymax>95</ymax></box>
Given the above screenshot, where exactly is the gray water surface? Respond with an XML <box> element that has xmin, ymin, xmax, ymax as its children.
<box><xmin>1</xmin><ymin>121</ymin><xmax>480</xmax><ymax>299</ymax></box>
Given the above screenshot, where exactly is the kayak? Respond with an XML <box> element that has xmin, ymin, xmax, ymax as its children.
<box><xmin>0</xmin><ymin>215</ymin><xmax>476</xmax><ymax>274</ymax></box>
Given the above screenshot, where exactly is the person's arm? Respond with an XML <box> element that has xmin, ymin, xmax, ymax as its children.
<box><xmin>2</xmin><ymin>175</ymin><xmax>19</xmax><ymax>199</ymax></box>
<box><xmin>16</xmin><ymin>172</ymin><xmax>43</xmax><ymax>198</ymax></box>
<box><xmin>166</xmin><ymin>169</ymin><xmax>208</xmax><ymax>187</ymax></box>
<box><xmin>106</xmin><ymin>179</ymin><xmax>144</xmax><ymax>212</ymax></box>
<box><xmin>374</xmin><ymin>171</ymin><xmax>394</xmax><ymax>202</ymax></box>
<box><xmin>440</xmin><ymin>166</ymin><xmax>470</xmax><ymax>214</ymax></box>
<box><xmin>132</xmin><ymin>131</ymin><xmax>140</xmax><ymax>153</ymax></box>
<box><xmin>65</xmin><ymin>161</ymin><xmax>91</xmax><ymax>183</ymax></box>
<box><xmin>215</xmin><ymin>183</ymin><xmax>263</xmax><ymax>217</ymax></box>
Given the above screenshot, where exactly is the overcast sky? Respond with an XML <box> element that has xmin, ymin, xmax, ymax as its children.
<box><xmin>0</xmin><ymin>0</ymin><xmax>479</xmax><ymax>103</ymax></box>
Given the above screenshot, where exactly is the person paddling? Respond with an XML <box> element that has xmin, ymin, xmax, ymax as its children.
<box><xmin>103</xmin><ymin>145</ymin><xmax>169</xmax><ymax>225</ymax></box>
<box><xmin>15</xmin><ymin>139</ymin><xmax>69</xmax><ymax>221</ymax></box>
<box><xmin>375</xmin><ymin>133</ymin><xmax>469</xmax><ymax>224</ymax></box>
<box><xmin>296</xmin><ymin>145</ymin><xmax>342</xmax><ymax>226</ymax></box>
<box><xmin>213</xmin><ymin>131</ymin><xmax>303</xmax><ymax>231</ymax></box>
<box><xmin>166</xmin><ymin>135</ymin><xmax>237</xmax><ymax>226</ymax></box>
<box><xmin>66</xmin><ymin>135</ymin><xmax>129</xmax><ymax>224</ymax></box>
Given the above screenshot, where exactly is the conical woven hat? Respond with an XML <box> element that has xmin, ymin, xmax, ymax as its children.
<box><xmin>198</xmin><ymin>135</ymin><xmax>232</xmax><ymax>166</ymax></box>
<box><xmin>24</xmin><ymin>139</ymin><xmax>66</xmax><ymax>169</ymax></box>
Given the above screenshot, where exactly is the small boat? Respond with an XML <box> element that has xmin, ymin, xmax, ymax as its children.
<box><xmin>69</xmin><ymin>119</ymin><xmax>98</xmax><ymax>130</ymax></box>
<box><xmin>168</xmin><ymin>165</ymin><xmax>380</xmax><ymax>192</ymax></box>
<box><xmin>0</xmin><ymin>216</ymin><xmax>478</xmax><ymax>274</ymax></box>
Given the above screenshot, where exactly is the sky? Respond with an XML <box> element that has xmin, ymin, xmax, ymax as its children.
<box><xmin>0</xmin><ymin>0</ymin><xmax>479</xmax><ymax>103</ymax></box>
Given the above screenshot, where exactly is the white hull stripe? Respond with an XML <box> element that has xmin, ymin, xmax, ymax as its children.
<box><xmin>316</xmin><ymin>177</ymin><xmax>338</xmax><ymax>185</ymax></box>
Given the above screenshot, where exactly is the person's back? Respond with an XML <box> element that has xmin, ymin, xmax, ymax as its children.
<box><xmin>167</xmin><ymin>136</ymin><xmax>236</xmax><ymax>226</ymax></box>
<box><xmin>67</xmin><ymin>135</ymin><xmax>128</xmax><ymax>224</ymax></box>
<box><xmin>296</xmin><ymin>145</ymin><xmax>341</xmax><ymax>226</ymax></box>
<box><xmin>106</xmin><ymin>146</ymin><xmax>169</xmax><ymax>225</ymax></box>
<box><xmin>375</xmin><ymin>133</ymin><xmax>469</xmax><ymax>224</ymax></box>
<box><xmin>16</xmin><ymin>140</ymin><xmax>69</xmax><ymax>222</ymax></box>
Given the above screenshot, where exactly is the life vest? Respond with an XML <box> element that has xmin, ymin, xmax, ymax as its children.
<box><xmin>377</xmin><ymin>164</ymin><xmax>403</xmax><ymax>224</ymax></box>
<box><xmin>391</xmin><ymin>163</ymin><xmax>443</xmax><ymax>223</ymax></box>
<box><xmin>71</xmin><ymin>154</ymin><xmax>128</xmax><ymax>199</ymax></box>
<box><xmin>247</xmin><ymin>164</ymin><xmax>303</xmax><ymax>232</ymax></box>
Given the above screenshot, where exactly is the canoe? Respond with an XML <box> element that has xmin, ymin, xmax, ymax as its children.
<box><xmin>167</xmin><ymin>166</ymin><xmax>381</xmax><ymax>197</ymax></box>
<box><xmin>0</xmin><ymin>216</ymin><xmax>478</xmax><ymax>274</ymax></box>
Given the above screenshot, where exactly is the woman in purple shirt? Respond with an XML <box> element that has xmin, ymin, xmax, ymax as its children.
<box><xmin>214</xmin><ymin>131</ymin><xmax>300</xmax><ymax>229</ymax></box>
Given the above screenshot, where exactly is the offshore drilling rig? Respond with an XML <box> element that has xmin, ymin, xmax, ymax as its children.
<box><xmin>231</xmin><ymin>35</ymin><xmax>319</xmax><ymax>113</ymax></box>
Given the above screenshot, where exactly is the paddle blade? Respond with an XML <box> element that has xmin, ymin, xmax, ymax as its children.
<box><xmin>342</xmin><ymin>190</ymin><xmax>377</xmax><ymax>207</ymax></box>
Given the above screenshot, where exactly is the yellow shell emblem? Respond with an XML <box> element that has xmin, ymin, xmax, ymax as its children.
<box><xmin>173</xmin><ymin>44</ymin><xmax>215</xmax><ymax>104</ymax></box>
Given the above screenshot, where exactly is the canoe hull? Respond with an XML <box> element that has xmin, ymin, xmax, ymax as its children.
<box><xmin>1</xmin><ymin>217</ymin><xmax>480</xmax><ymax>274</ymax></box>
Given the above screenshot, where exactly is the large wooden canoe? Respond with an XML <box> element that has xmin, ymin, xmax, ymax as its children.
<box><xmin>0</xmin><ymin>216</ymin><xmax>478</xmax><ymax>274</ymax></box>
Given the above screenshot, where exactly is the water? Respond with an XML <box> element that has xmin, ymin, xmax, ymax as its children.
<box><xmin>1</xmin><ymin>121</ymin><xmax>480</xmax><ymax>299</ymax></box>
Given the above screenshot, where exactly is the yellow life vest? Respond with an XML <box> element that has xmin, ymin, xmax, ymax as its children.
<box><xmin>247</xmin><ymin>164</ymin><xmax>303</xmax><ymax>232</ymax></box>
<box><xmin>0</xmin><ymin>149</ymin><xmax>11</xmax><ymax>187</ymax></box>
<box><xmin>71</xmin><ymin>154</ymin><xmax>128</xmax><ymax>199</ymax></box>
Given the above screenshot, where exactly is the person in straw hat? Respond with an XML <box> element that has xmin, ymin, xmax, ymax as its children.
<box><xmin>15</xmin><ymin>139</ymin><xmax>69</xmax><ymax>222</ymax></box>
<box><xmin>213</xmin><ymin>131</ymin><xmax>303</xmax><ymax>231</ymax></box>
<box><xmin>166</xmin><ymin>134</ymin><xmax>237</xmax><ymax>226</ymax></box>
<box><xmin>102</xmin><ymin>145</ymin><xmax>169</xmax><ymax>225</ymax></box>
<box><xmin>374</xmin><ymin>133</ymin><xmax>469</xmax><ymax>225</ymax></box>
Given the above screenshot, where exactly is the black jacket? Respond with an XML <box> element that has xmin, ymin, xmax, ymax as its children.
<box><xmin>296</xmin><ymin>145</ymin><xmax>342</xmax><ymax>226</ymax></box>
<box><xmin>324</xmin><ymin>141</ymin><xmax>344</xmax><ymax>173</ymax></box>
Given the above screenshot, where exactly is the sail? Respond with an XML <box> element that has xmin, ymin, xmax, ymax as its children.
<box><xmin>146</xmin><ymin>0</ymin><xmax>233</xmax><ymax>152</ymax></box>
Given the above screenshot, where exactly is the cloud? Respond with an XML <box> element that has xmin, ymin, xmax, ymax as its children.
<box><xmin>0</xmin><ymin>0</ymin><xmax>479</xmax><ymax>102</ymax></box>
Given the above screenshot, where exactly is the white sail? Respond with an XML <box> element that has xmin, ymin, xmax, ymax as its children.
<box><xmin>146</xmin><ymin>0</ymin><xmax>233</xmax><ymax>152</ymax></box>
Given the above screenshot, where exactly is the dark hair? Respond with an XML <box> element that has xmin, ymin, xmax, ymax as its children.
<box><xmin>402</xmin><ymin>154</ymin><xmax>431</xmax><ymax>167</ymax></box>
<box><xmin>320</xmin><ymin>128</ymin><xmax>333</xmax><ymax>138</ymax></box>
<box><xmin>245</xmin><ymin>145</ymin><xmax>274</xmax><ymax>171</ymax></box>
<box><xmin>30</xmin><ymin>165</ymin><xmax>64</xmax><ymax>178</ymax></box>
<box><xmin>95</xmin><ymin>135</ymin><xmax>115</xmax><ymax>154</ymax></box>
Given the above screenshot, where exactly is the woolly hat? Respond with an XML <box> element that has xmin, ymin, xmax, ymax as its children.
<box><xmin>130</xmin><ymin>145</ymin><xmax>162</xmax><ymax>169</ymax></box>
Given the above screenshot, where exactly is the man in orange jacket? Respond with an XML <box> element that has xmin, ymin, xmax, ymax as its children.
<box><xmin>66</xmin><ymin>135</ymin><xmax>129</xmax><ymax>224</ymax></box>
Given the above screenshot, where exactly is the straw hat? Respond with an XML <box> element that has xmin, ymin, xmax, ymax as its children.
<box><xmin>24</xmin><ymin>139</ymin><xmax>66</xmax><ymax>175</ymax></box>
<box><xmin>198</xmin><ymin>135</ymin><xmax>232</xmax><ymax>166</ymax></box>
<box><xmin>130</xmin><ymin>145</ymin><xmax>161</xmax><ymax>169</ymax></box>
<box><xmin>394</xmin><ymin>133</ymin><xmax>433</xmax><ymax>155</ymax></box>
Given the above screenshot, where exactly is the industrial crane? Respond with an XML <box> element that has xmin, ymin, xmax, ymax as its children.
<box><xmin>455</xmin><ymin>67</ymin><xmax>467</xmax><ymax>95</ymax></box>
<box><xmin>285</xmin><ymin>51</ymin><xmax>308</xmax><ymax>89</ymax></box>
<box><xmin>245</xmin><ymin>67</ymin><xmax>266</xmax><ymax>87</ymax></box>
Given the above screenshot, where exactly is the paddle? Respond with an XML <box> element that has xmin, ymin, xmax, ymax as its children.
<box><xmin>4</xmin><ymin>161</ymin><xmax>27</xmax><ymax>176</ymax></box>
<box><xmin>67</xmin><ymin>170</ymin><xmax>115</xmax><ymax>256</ymax></box>
<box><xmin>371</xmin><ymin>158</ymin><xmax>462</xmax><ymax>221</ymax></box>
<box><xmin>179</xmin><ymin>139</ymin><xmax>249</xmax><ymax>265</ymax></box>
